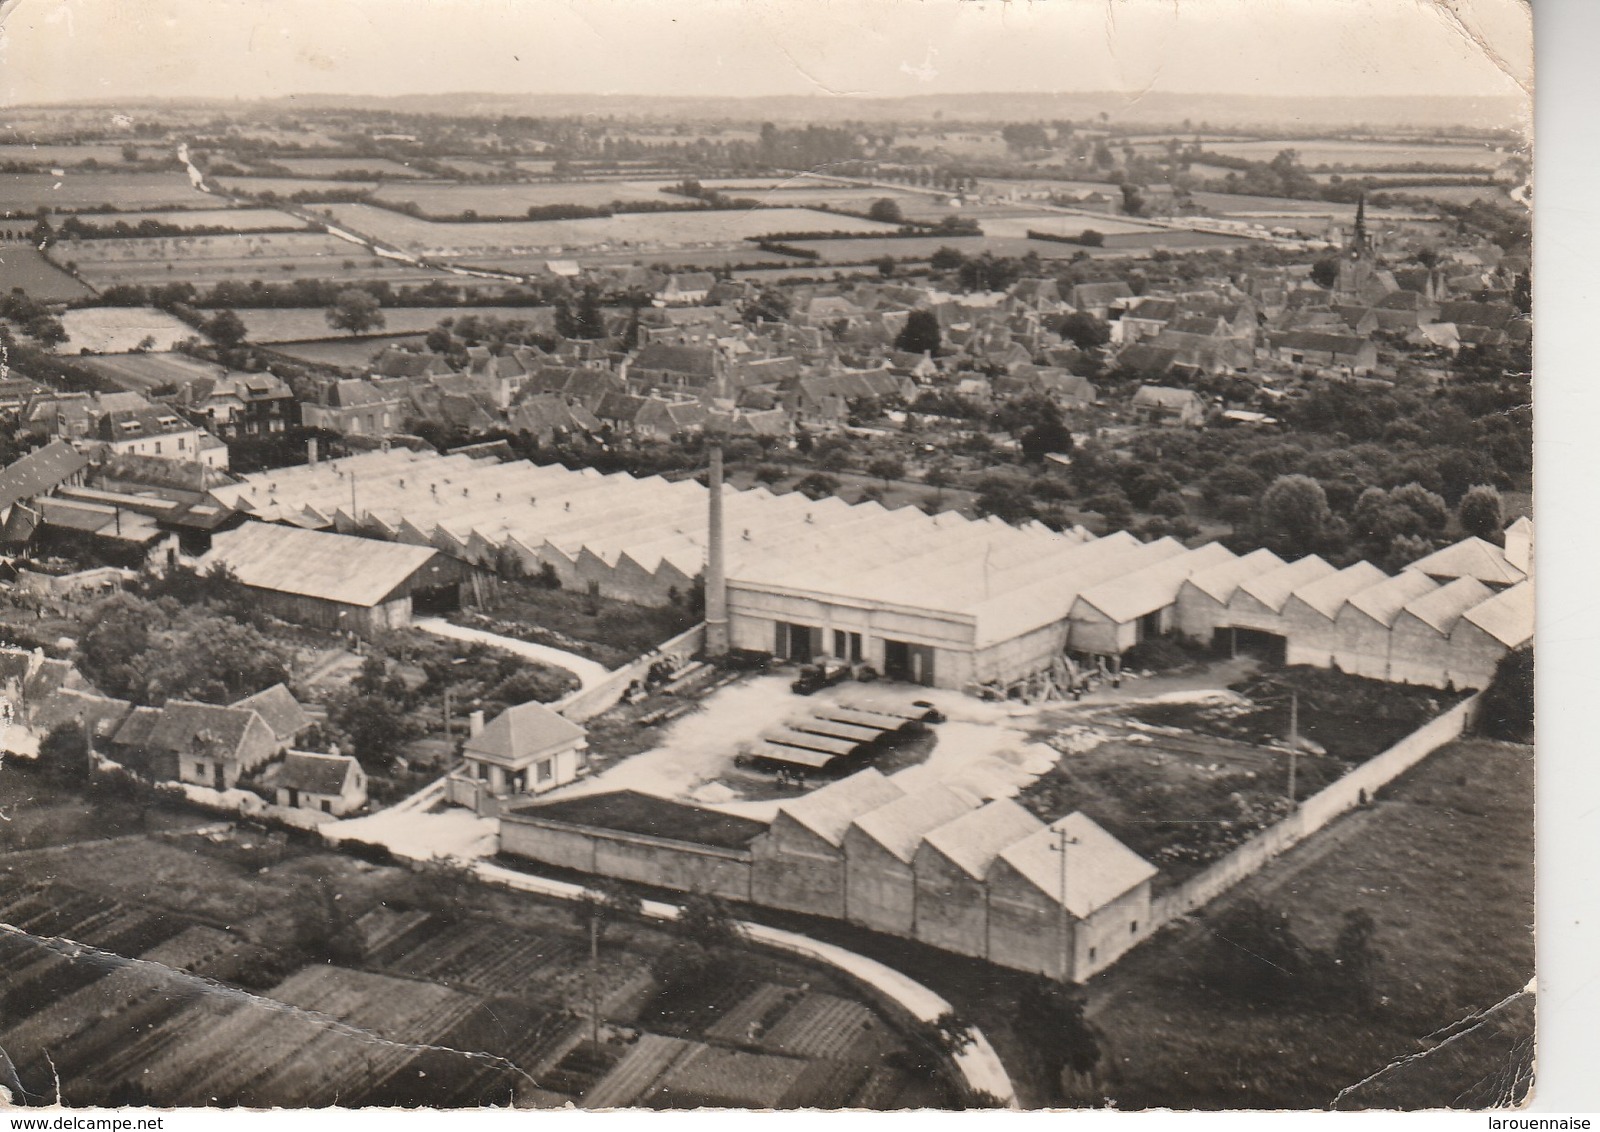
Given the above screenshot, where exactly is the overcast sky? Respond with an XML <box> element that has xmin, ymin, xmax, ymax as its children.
<box><xmin>0</xmin><ymin>0</ymin><xmax>1531</xmax><ymax>106</ymax></box>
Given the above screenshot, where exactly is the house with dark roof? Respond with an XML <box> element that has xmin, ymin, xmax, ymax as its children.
<box><xmin>656</xmin><ymin>272</ymin><xmax>715</xmax><ymax>306</ymax></box>
<box><xmin>1119</xmin><ymin>297</ymin><xmax>1178</xmax><ymax>343</ymax></box>
<box><xmin>448</xmin><ymin>700</ymin><xmax>588</xmax><ymax>811</ymax></box>
<box><xmin>300</xmin><ymin>379</ymin><xmax>407</xmax><ymax>438</ymax></box>
<box><xmin>275</xmin><ymin>751</ymin><xmax>367</xmax><ymax>816</ymax></box>
<box><xmin>111</xmin><ymin>699</ymin><xmax>278</xmax><ymax>789</ymax></box>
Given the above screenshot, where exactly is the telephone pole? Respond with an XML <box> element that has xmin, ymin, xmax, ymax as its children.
<box><xmin>1050</xmin><ymin>826</ymin><xmax>1080</xmax><ymax>982</ymax></box>
<box><xmin>1286</xmin><ymin>691</ymin><xmax>1299</xmax><ymax>803</ymax></box>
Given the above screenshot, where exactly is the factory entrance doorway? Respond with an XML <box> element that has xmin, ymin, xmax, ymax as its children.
<box><xmin>883</xmin><ymin>639</ymin><xmax>936</xmax><ymax>686</ymax></box>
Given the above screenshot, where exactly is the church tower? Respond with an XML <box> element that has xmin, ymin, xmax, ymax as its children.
<box><xmin>1336</xmin><ymin>194</ymin><xmax>1376</xmax><ymax>300</ymax></box>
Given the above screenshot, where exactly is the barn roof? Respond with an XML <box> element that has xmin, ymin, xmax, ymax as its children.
<box><xmin>1406</xmin><ymin>536</ymin><xmax>1526</xmax><ymax>587</ymax></box>
<box><xmin>1291</xmin><ymin>561</ymin><xmax>1389</xmax><ymax>619</ymax></box>
<box><xmin>776</xmin><ymin>768</ymin><xmax>905</xmax><ymax>848</ymax></box>
<box><xmin>1075</xmin><ymin>543</ymin><xmax>1235</xmax><ymax>625</ymax></box>
<box><xmin>1343</xmin><ymin>570</ymin><xmax>1439</xmax><ymax>627</ymax></box>
<box><xmin>919</xmin><ymin>798</ymin><xmax>1043</xmax><ymax>880</ymax></box>
<box><xmin>202</xmin><ymin>522</ymin><xmax>441</xmax><ymax>608</ymax></box>
<box><xmin>1236</xmin><ymin>555</ymin><xmax>1335</xmax><ymax>613</ymax></box>
<box><xmin>1399</xmin><ymin>576</ymin><xmax>1493</xmax><ymax>634</ymax></box>
<box><xmin>848</xmin><ymin>784</ymin><xmax>979</xmax><ymax>863</ymax></box>
<box><xmin>996</xmin><ymin>812</ymin><xmax>1158</xmax><ymax>917</ymax></box>
<box><xmin>1184</xmin><ymin>548</ymin><xmax>1285</xmax><ymax>603</ymax></box>
<box><xmin>1459</xmin><ymin>580</ymin><xmax>1534</xmax><ymax>648</ymax></box>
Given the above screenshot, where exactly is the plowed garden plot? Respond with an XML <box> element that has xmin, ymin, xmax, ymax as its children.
<box><xmin>759</xmin><ymin>992</ymin><xmax>892</xmax><ymax>1061</ymax></box>
<box><xmin>646</xmin><ymin>1044</ymin><xmax>810</xmax><ymax>1109</ymax></box>
<box><xmin>582</xmin><ymin>1034</ymin><xmax>696</xmax><ymax>1108</ymax></box>
<box><xmin>386</xmin><ymin>919</ymin><xmax>584</xmax><ymax>992</ymax></box>
<box><xmin>0</xmin><ymin>172</ymin><xmax>207</xmax><ymax>211</ymax></box>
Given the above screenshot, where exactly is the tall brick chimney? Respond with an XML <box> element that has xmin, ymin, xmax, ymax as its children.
<box><xmin>704</xmin><ymin>443</ymin><xmax>729</xmax><ymax>658</ymax></box>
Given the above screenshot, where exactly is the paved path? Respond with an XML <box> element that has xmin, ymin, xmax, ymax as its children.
<box><xmin>414</xmin><ymin>617</ymin><xmax>612</xmax><ymax>690</ymax></box>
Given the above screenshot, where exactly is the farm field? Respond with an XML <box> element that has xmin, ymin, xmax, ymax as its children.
<box><xmin>214</xmin><ymin>176</ymin><xmax>379</xmax><ymax>197</ymax></box>
<box><xmin>51</xmin><ymin>232</ymin><xmax>445</xmax><ymax>289</ymax></box>
<box><xmin>778</xmin><ymin>235</ymin><xmax>1085</xmax><ymax>264</ymax></box>
<box><xmin>56</xmin><ymin>306</ymin><xmax>202</xmax><ymax>353</ymax></box>
<box><xmin>74</xmin><ymin>350</ymin><xmax>235</xmax><ymax>391</ymax></box>
<box><xmin>258</xmin><ymin>156</ymin><xmax>426</xmax><ymax>178</ymax></box>
<box><xmin>268</xmin><ymin>335</ymin><xmax>428</xmax><ymax>368</ymax></box>
<box><xmin>433</xmin><ymin>158</ymin><xmax>518</xmax><ymax>177</ymax></box>
<box><xmin>1367</xmin><ymin>184</ymin><xmax>1517</xmax><ymax>205</ymax></box>
<box><xmin>1189</xmin><ymin>191</ymin><xmax>1417</xmax><ymax>218</ymax></box>
<box><xmin>0</xmin><ymin>241</ymin><xmax>95</xmax><ymax>300</ymax></box>
<box><xmin>980</xmin><ymin>213</ymin><xmax>1169</xmax><ymax>239</ymax></box>
<box><xmin>1201</xmin><ymin>139</ymin><xmax>1504</xmax><ymax>168</ymax></box>
<box><xmin>0</xmin><ymin>144</ymin><xmax>156</xmax><ymax>166</ymax></box>
<box><xmin>463</xmin><ymin>246</ymin><xmax>796</xmax><ymax>275</ymax></box>
<box><xmin>238</xmin><ymin>305</ymin><xmax>553</xmax><ymax>343</ymax></box>
<box><xmin>0</xmin><ymin>172</ymin><xmax>208</xmax><ymax>212</ymax></box>
<box><xmin>372</xmin><ymin>179</ymin><xmax>682</xmax><ymax>216</ymax></box>
<box><xmin>316</xmin><ymin>203</ymin><xmax>903</xmax><ymax>256</ymax></box>
<box><xmin>63</xmin><ymin>207</ymin><xmax>310</xmax><ymax>232</ymax></box>
<box><xmin>1100</xmin><ymin>230</ymin><xmax>1252</xmax><ymax>251</ymax></box>
<box><xmin>1085</xmin><ymin>738</ymin><xmax>1534</xmax><ymax>1109</ymax></box>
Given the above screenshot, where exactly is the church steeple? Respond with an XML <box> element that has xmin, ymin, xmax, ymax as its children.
<box><xmin>1350</xmin><ymin>193</ymin><xmax>1370</xmax><ymax>260</ymax></box>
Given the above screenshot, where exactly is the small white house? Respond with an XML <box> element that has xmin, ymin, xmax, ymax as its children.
<box><xmin>275</xmin><ymin>750</ymin><xmax>368</xmax><ymax>816</ymax></box>
<box><xmin>451</xmin><ymin>701</ymin><xmax>588</xmax><ymax>812</ymax></box>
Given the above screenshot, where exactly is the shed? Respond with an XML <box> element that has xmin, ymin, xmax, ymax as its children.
<box><xmin>912</xmin><ymin>798</ymin><xmax>1042</xmax><ymax>960</ymax></box>
<box><xmin>986</xmin><ymin>813</ymin><xmax>1157</xmax><ymax>982</ymax></box>
<box><xmin>1449</xmin><ymin>579</ymin><xmax>1533</xmax><ymax>689</ymax></box>
<box><xmin>201</xmin><ymin>521</ymin><xmax>468</xmax><ymax>635</ymax></box>
<box><xmin>752</xmin><ymin>769</ymin><xmax>905</xmax><ymax>918</ymax></box>
<box><xmin>1068</xmin><ymin>543</ymin><xmax>1235</xmax><ymax>655</ymax></box>
<box><xmin>1220</xmin><ymin>555</ymin><xmax>1335</xmax><ymax>653</ymax></box>
<box><xmin>1389</xmin><ymin>577</ymin><xmax>1493</xmax><ymax>688</ymax></box>
<box><xmin>842</xmin><ymin>784</ymin><xmax>979</xmax><ymax>936</ymax></box>
<box><xmin>1325</xmin><ymin>570</ymin><xmax>1439</xmax><ymax>679</ymax></box>
<box><xmin>275</xmin><ymin>751</ymin><xmax>367</xmax><ymax>816</ymax></box>
<box><xmin>1280</xmin><ymin>561</ymin><xmax>1390</xmax><ymax>668</ymax></box>
<box><xmin>1174</xmin><ymin>548</ymin><xmax>1284</xmax><ymax>643</ymax></box>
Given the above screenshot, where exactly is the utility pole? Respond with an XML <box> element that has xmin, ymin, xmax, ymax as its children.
<box><xmin>589</xmin><ymin>910</ymin><xmax>601</xmax><ymax>1048</ymax></box>
<box><xmin>443</xmin><ymin>686</ymin><xmax>453</xmax><ymax>743</ymax></box>
<box><xmin>1050</xmin><ymin>827</ymin><xmax>1080</xmax><ymax>982</ymax></box>
<box><xmin>1286</xmin><ymin>691</ymin><xmax>1299</xmax><ymax>804</ymax></box>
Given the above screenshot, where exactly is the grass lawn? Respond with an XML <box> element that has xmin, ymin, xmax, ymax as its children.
<box><xmin>1083</xmin><ymin>738</ymin><xmax>1534</xmax><ymax>1109</ymax></box>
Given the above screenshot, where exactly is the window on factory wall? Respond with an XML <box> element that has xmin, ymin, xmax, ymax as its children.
<box><xmin>833</xmin><ymin>629</ymin><xmax>863</xmax><ymax>663</ymax></box>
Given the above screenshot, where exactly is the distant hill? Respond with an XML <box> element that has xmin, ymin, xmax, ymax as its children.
<box><xmin>30</xmin><ymin>90</ymin><xmax>1527</xmax><ymax>134</ymax></box>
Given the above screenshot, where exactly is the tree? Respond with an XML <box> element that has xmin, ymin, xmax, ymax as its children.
<box><xmin>22</xmin><ymin>314</ymin><xmax>67</xmax><ymax>347</ymax></box>
<box><xmin>39</xmin><ymin>722</ymin><xmax>91</xmax><ymax>783</ymax></box>
<box><xmin>327</xmin><ymin>690</ymin><xmax>414</xmax><ymax>767</ymax></box>
<box><xmin>740</xmin><ymin>286</ymin><xmax>791</xmax><ymax>326</ymax></box>
<box><xmin>866</xmin><ymin>455</ymin><xmax>905</xmax><ymax>488</ymax></box>
<box><xmin>1012</xmin><ymin>975</ymin><xmax>1101</xmax><ymax>1096</ymax></box>
<box><xmin>867</xmin><ymin>197</ymin><xmax>904</xmax><ymax>224</ymax></box>
<box><xmin>1057</xmin><ymin>311</ymin><xmax>1111</xmax><ymax>350</ymax></box>
<box><xmin>572</xmin><ymin>877</ymin><xmax>643</xmax><ymax>947</ymax></box>
<box><xmin>203</xmin><ymin>308</ymin><xmax>248</xmax><ymax>348</ymax></box>
<box><xmin>895</xmin><ymin>1011</ymin><xmax>975</xmax><ymax>1085</ymax></box>
<box><xmin>325</xmin><ymin>288</ymin><xmax>385</xmax><ymax>336</ymax></box>
<box><xmin>1077</xmin><ymin>228</ymin><xmax>1105</xmax><ymax>247</ymax></box>
<box><xmin>1259</xmin><ymin>474</ymin><xmax>1332</xmax><ymax>557</ymax></box>
<box><xmin>1020</xmin><ymin>419</ymin><xmax>1074</xmax><ymax>464</ymax></box>
<box><xmin>794</xmin><ymin>472</ymin><xmax>840</xmax><ymax>501</ymax></box>
<box><xmin>1199</xmin><ymin>897</ymin><xmax>1309</xmax><ymax>1006</ymax></box>
<box><xmin>1310</xmin><ymin>255</ymin><xmax>1341</xmax><ymax>290</ymax></box>
<box><xmin>1457</xmin><ymin>484</ymin><xmax>1504</xmax><ymax>541</ymax></box>
<box><xmin>1478</xmin><ymin>644</ymin><xmax>1533</xmax><ymax>742</ymax></box>
<box><xmin>1084</xmin><ymin>487</ymin><xmax>1133</xmax><ymax>533</ymax></box>
<box><xmin>924</xmin><ymin>460</ymin><xmax>954</xmax><ymax>503</ymax></box>
<box><xmin>930</xmin><ymin>245</ymin><xmax>966</xmax><ymax>272</ymax></box>
<box><xmin>1119</xmin><ymin>183</ymin><xmax>1145</xmax><ymax>216</ymax></box>
<box><xmin>895</xmin><ymin>308</ymin><xmax>942</xmax><ymax>355</ymax></box>
<box><xmin>572</xmin><ymin>284</ymin><xmax>606</xmax><ymax>339</ymax></box>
